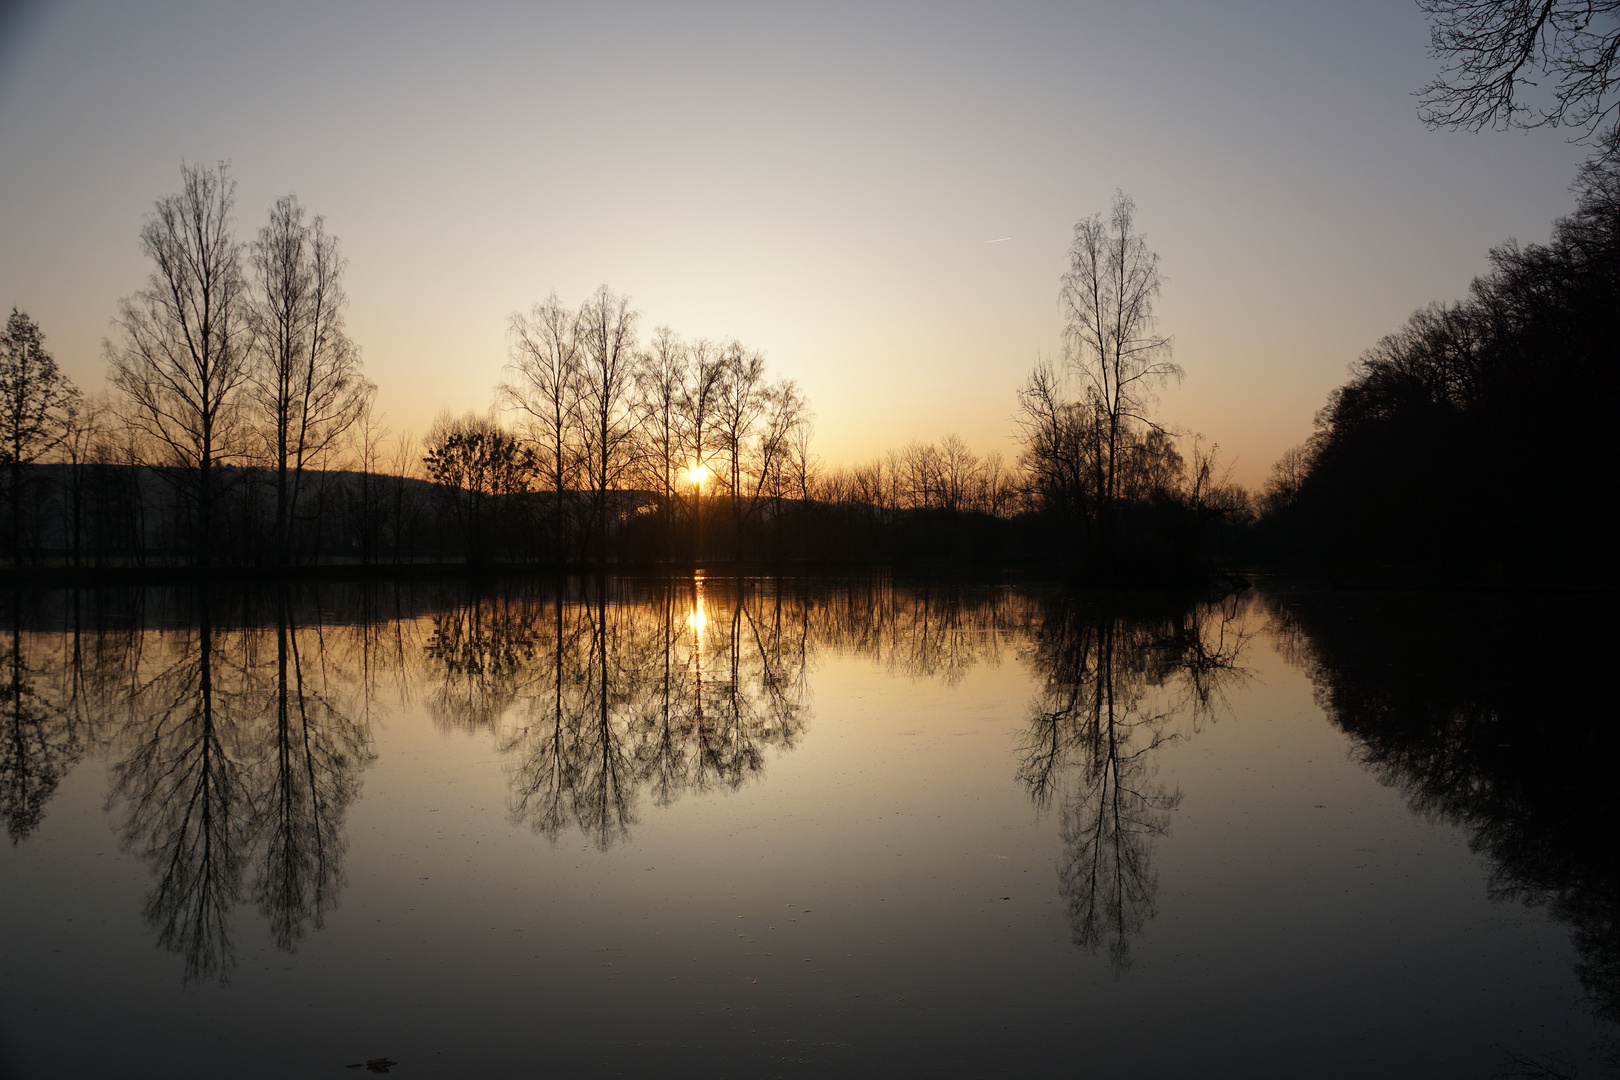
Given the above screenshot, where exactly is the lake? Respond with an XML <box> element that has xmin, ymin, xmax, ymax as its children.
<box><xmin>1</xmin><ymin>576</ymin><xmax>1614</xmax><ymax>1078</ymax></box>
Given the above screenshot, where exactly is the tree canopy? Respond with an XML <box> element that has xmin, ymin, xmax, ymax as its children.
<box><xmin>1420</xmin><ymin>0</ymin><xmax>1620</xmax><ymax>159</ymax></box>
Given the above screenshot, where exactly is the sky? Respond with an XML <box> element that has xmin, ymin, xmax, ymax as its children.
<box><xmin>0</xmin><ymin>0</ymin><xmax>1589</xmax><ymax>487</ymax></box>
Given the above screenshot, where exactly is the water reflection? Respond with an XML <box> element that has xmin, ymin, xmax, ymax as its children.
<box><xmin>22</xmin><ymin>574</ymin><xmax>1613</xmax><ymax>1028</ymax></box>
<box><xmin>109</xmin><ymin>598</ymin><xmax>253</xmax><ymax>983</ymax></box>
<box><xmin>255</xmin><ymin>595</ymin><xmax>371</xmax><ymax>952</ymax></box>
<box><xmin>103</xmin><ymin>591</ymin><xmax>374</xmax><ymax>983</ymax></box>
<box><xmin>7</xmin><ymin>578</ymin><xmax>1258</xmax><ymax>986</ymax></box>
<box><xmin>1269</xmin><ymin>589</ymin><xmax>1620</xmax><ymax>1060</ymax></box>
<box><xmin>1017</xmin><ymin>593</ymin><xmax>1249</xmax><ymax>970</ymax></box>
<box><xmin>421</xmin><ymin>578</ymin><xmax>810</xmax><ymax>848</ymax></box>
<box><xmin>1</xmin><ymin>594</ymin><xmax>86</xmax><ymax>843</ymax></box>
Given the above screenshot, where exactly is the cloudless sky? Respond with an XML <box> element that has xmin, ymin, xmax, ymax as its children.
<box><xmin>0</xmin><ymin>0</ymin><xmax>1588</xmax><ymax>486</ymax></box>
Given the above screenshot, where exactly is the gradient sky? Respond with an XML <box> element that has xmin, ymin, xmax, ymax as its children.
<box><xmin>0</xmin><ymin>0</ymin><xmax>1588</xmax><ymax>486</ymax></box>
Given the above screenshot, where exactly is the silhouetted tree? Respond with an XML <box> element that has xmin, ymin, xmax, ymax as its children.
<box><xmin>575</xmin><ymin>286</ymin><xmax>641</xmax><ymax>559</ymax></box>
<box><xmin>714</xmin><ymin>341</ymin><xmax>767</xmax><ymax>558</ymax></box>
<box><xmin>1259</xmin><ymin>443</ymin><xmax>1311</xmax><ymax>518</ymax></box>
<box><xmin>107</xmin><ymin>162</ymin><xmax>254</xmax><ymax>566</ymax></box>
<box><xmin>1</xmin><ymin>308</ymin><xmax>80</xmax><ymax>565</ymax></box>
<box><xmin>57</xmin><ymin>394</ymin><xmax>109</xmax><ymax>568</ymax></box>
<box><xmin>422</xmin><ymin>411</ymin><xmax>536</xmax><ymax>564</ymax></box>
<box><xmin>635</xmin><ymin>326</ymin><xmax>690</xmax><ymax>560</ymax></box>
<box><xmin>1419</xmin><ymin>0</ymin><xmax>1620</xmax><ymax>159</ymax></box>
<box><xmin>501</xmin><ymin>293</ymin><xmax>583</xmax><ymax>560</ymax></box>
<box><xmin>708</xmin><ymin>343</ymin><xmax>807</xmax><ymax>561</ymax></box>
<box><xmin>248</xmin><ymin>195</ymin><xmax>372</xmax><ymax>565</ymax></box>
<box><xmin>341</xmin><ymin>400</ymin><xmax>391</xmax><ymax>565</ymax></box>
<box><xmin>1017</xmin><ymin>358</ymin><xmax>1102</xmax><ymax>556</ymax></box>
<box><xmin>680</xmin><ymin>338</ymin><xmax>725</xmax><ymax>560</ymax></box>
<box><xmin>1057</xmin><ymin>191</ymin><xmax>1181</xmax><ymax>562</ymax></box>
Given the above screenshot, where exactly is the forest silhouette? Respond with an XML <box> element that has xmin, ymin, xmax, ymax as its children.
<box><xmin>1253</xmin><ymin>154</ymin><xmax>1620</xmax><ymax>583</ymax></box>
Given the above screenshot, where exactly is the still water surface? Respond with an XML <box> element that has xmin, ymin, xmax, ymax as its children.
<box><xmin>0</xmin><ymin>577</ymin><xmax>1613</xmax><ymax>1078</ymax></box>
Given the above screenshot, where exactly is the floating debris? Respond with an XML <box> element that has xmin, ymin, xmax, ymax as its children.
<box><xmin>346</xmin><ymin>1058</ymin><xmax>398</xmax><ymax>1074</ymax></box>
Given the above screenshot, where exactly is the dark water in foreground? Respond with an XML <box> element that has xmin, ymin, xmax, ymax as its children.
<box><xmin>0</xmin><ymin>577</ymin><xmax>1614</xmax><ymax>1079</ymax></box>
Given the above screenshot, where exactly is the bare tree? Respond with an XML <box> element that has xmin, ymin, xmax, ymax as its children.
<box><xmin>635</xmin><ymin>326</ymin><xmax>689</xmax><ymax>560</ymax></box>
<box><xmin>755</xmin><ymin>382</ymin><xmax>808</xmax><ymax>558</ymax></box>
<box><xmin>1016</xmin><ymin>357</ymin><xmax>1101</xmax><ymax>554</ymax></box>
<box><xmin>343</xmin><ymin>400</ymin><xmax>390</xmax><ymax>565</ymax></box>
<box><xmin>107</xmin><ymin>162</ymin><xmax>254</xmax><ymax>566</ymax></box>
<box><xmin>900</xmin><ymin>440</ymin><xmax>938</xmax><ymax>512</ymax></box>
<box><xmin>1261</xmin><ymin>443</ymin><xmax>1313</xmax><ymax>517</ymax></box>
<box><xmin>500</xmin><ymin>293</ymin><xmax>582</xmax><ymax>559</ymax></box>
<box><xmin>1419</xmin><ymin>0</ymin><xmax>1620</xmax><ymax>159</ymax></box>
<box><xmin>981</xmin><ymin>450</ymin><xmax>1014</xmax><ymax>519</ymax></box>
<box><xmin>575</xmin><ymin>286</ymin><xmax>641</xmax><ymax>558</ymax></box>
<box><xmin>714</xmin><ymin>342</ymin><xmax>767</xmax><ymax>558</ymax></box>
<box><xmin>1185</xmin><ymin>439</ymin><xmax>1248</xmax><ymax>575</ymax></box>
<box><xmin>787</xmin><ymin>417</ymin><xmax>818</xmax><ymax>552</ymax></box>
<box><xmin>712</xmin><ymin>347</ymin><xmax>806</xmax><ymax>562</ymax></box>
<box><xmin>1</xmin><ymin>308</ymin><xmax>80</xmax><ymax>565</ymax></box>
<box><xmin>679</xmin><ymin>338</ymin><xmax>725</xmax><ymax>559</ymax></box>
<box><xmin>96</xmin><ymin>406</ymin><xmax>153</xmax><ymax>565</ymax></box>
<box><xmin>937</xmin><ymin>433</ymin><xmax>977</xmax><ymax>514</ymax></box>
<box><xmin>1059</xmin><ymin>191</ymin><xmax>1181</xmax><ymax>559</ymax></box>
<box><xmin>385</xmin><ymin>431</ymin><xmax>423</xmax><ymax>565</ymax></box>
<box><xmin>249</xmin><ymin>195</ymin><xmax>372</xmax><ymax>565</ymax></box>
<box><xmin>58</xmin><ymin>393</ymin><xmax>108</xmax><ymax>568</ymax></box>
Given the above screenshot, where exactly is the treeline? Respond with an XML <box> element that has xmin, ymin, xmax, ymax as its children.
<box><xmin>2</xmin><ymin>162</ymin><xmax>384</xmax><ymax>570</ymax></box>
<box><xmin>1256</xmin><ymin>154</ymin><xmax>1620</xmax><ymax>581</ymax></box>
<box><xmin>4</xmin><ymin>169</ymin><xmax>1252</xmax><ymax>575</ymax></box>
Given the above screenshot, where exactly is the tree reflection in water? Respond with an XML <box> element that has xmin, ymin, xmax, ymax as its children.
<box><xmin>1269</xmin><ymin>589</ymin><xmax>1620</xmax><ymax>1064</ymax></box>
<box><xmin>18</xmin><ymin>578</ymin><xmax>1254</xmax><ymax>984</ymax></box>
<box><xmin>108</xmin><ymin>597</ymin><xmax>253</xmax><ymax>983</ymax></box>
<box><xmin>254</xmin><ymin>591</ymin><xmax>374</xmax><ymax>952</ymax></box>
<box><xmin>101</xmin><ymin>590</ymin><xmax>373</xmax><ymax>983</ymax></box>
<box><xmin>1017</xmin><ymin>593</ymin><xmax>1248</xmax><ymax>971</ymax></box>
<box><xmin>415</xmin><ymin>577</ymin><xmax>1027</xmax><ymax>850</ymax></box>
<box><xmin>1</xmin><ymin>593</ymin><xmax>84</xmax><ymax>842</ymax></box>
<box><xmin>451</xmin><ymin>577</ymin><xmax>809</xmax><ymax>849</ymax></box>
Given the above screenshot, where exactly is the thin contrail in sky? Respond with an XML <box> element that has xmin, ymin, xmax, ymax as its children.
<box><xmin>984</xmin><ymin>237</ymin><xmax>1012</xmax><ymax>243</ymax></box>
